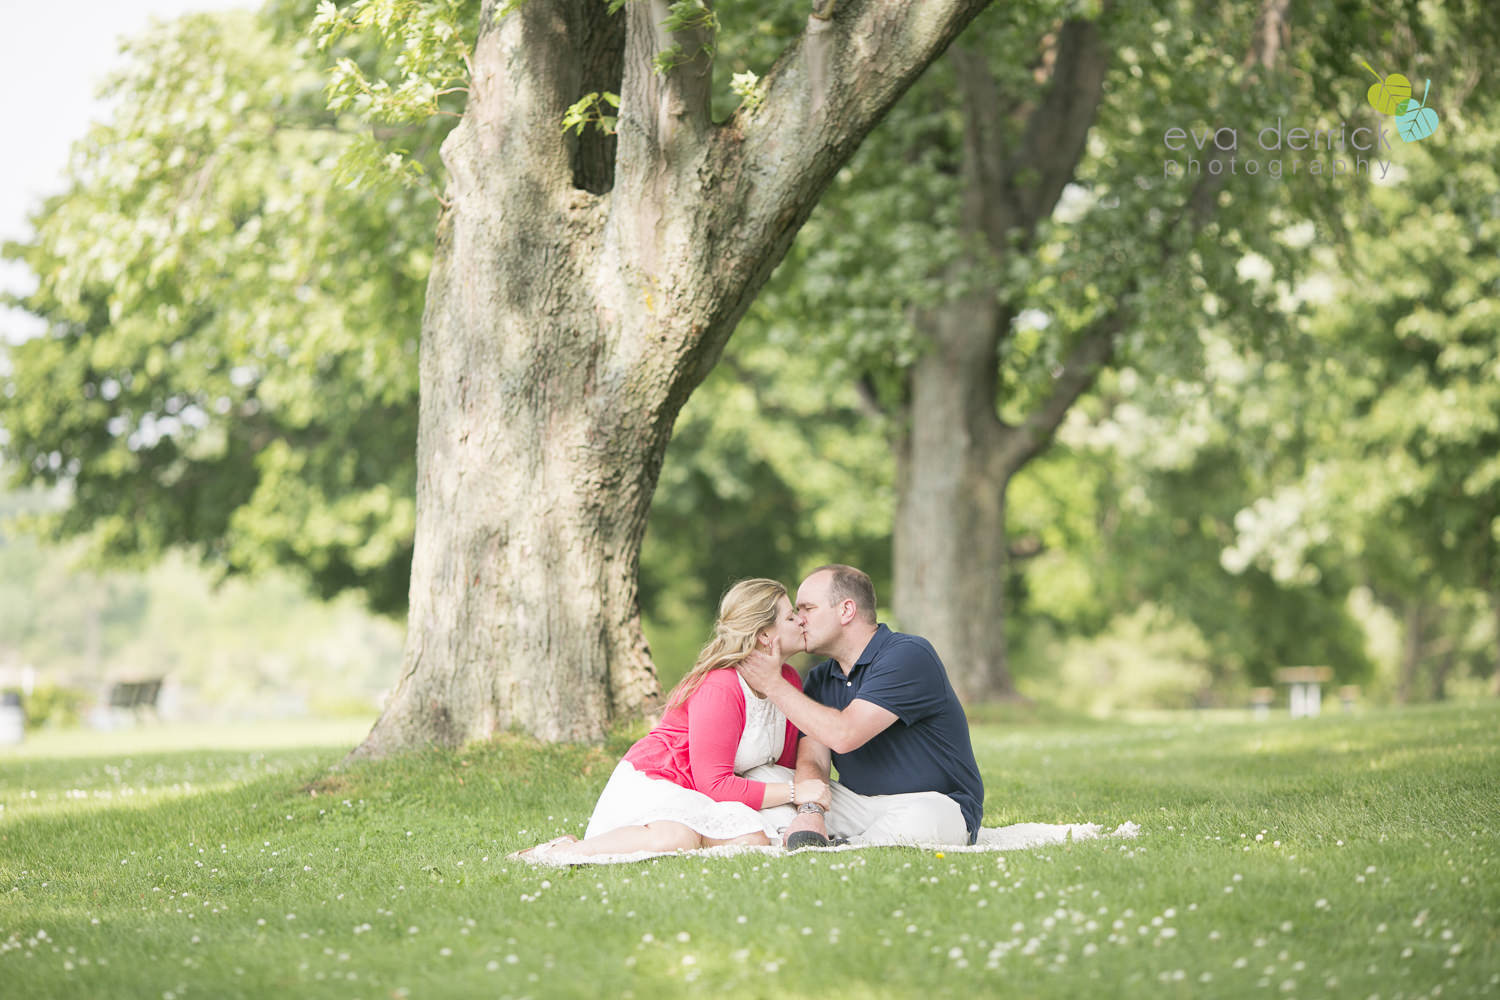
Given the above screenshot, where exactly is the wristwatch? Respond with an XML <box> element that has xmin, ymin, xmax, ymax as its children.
<box><xmin>797</xmin><ymin>802</ymin><xmax>827</xmax><ymax>816</ymax></box>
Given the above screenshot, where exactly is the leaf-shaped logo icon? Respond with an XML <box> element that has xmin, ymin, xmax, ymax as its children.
<box><xmin>1397</xmin><ymin>79</ymin><xmax>1439</xmax><ymax>142</ymax></box>
<box><xmin>1359</xmin><ymin>59</ymin><xmax>1412</xmax><ymax>115</ymax></box>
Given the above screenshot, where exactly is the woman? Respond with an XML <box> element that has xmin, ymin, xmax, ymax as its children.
<box><xmin>516</xmin><ymin>578</ymin><xmax>824</xmax><ymax>859</ymax></box>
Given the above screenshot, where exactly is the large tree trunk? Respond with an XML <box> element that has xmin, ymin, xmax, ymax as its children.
<box><xmin>894</xmin><ymin>295</ymin><xmax>1014</xmax><ymax>700</ymax></box>
<box><xmin>890</xmin><ymin>29</ymin><xmax>1109</xmax><ymax>701</ymax></box>
<box><xmin>1398</xmin><ymin>598</ymin><xmax>1426</xmax><ymax>705</ymax></box>
<box><xmin>353</xmin><ymin>0</ymin><xmax>994</xmax><ymax>756</ymax></box>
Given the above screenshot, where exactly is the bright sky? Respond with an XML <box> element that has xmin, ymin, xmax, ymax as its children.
<box><xmin>0</xmin><ymin>0</ymin><xmax>252</xmax><ymax>344</ymax></box>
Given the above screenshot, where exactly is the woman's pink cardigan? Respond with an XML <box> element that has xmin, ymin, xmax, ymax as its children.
<box><xmin>623</xmin><ymin>664</ymin><xmax>802</xmax><ymax>809</ymax></box>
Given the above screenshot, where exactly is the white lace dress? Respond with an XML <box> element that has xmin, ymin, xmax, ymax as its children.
<box><xmin>583</xmin><ymin>675</ymin><xmax>796</xmax><ymax>842</ymax></box>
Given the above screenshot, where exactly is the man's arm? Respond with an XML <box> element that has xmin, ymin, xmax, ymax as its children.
<box><xmin>739</xmin><ymin>643</ymin><xmax>897</xmax><ymax>754</ymax></box>
<box><xmin>796</xmin><ymin>733</ymin><xmax>832</xmax><ymax>782</ymax></box>
<box><xmin>794</xmin><ymin>736</ymin><xmax>834</xmax><ymax>809</ymax></box>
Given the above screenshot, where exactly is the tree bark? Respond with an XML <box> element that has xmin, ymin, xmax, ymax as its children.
<box><xmin>894</xmin><ymin>294</ymin><xmax>1014</xmax><ymax>701</ymax></box>
<box><xmin>353</xmin><ymin>0</ymin><xmax>994</xmax><ymax>756</ymax></box>
<box><xmin>892</xmin><ymin>25</ymin><xmax>1108</xmax><ymax>700</ymax></box>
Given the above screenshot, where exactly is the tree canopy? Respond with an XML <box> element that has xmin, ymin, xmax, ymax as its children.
<box><xmin>3</xmin><ymin>6</ymin><xmax>438</xmax><ymax>612</ymax></box>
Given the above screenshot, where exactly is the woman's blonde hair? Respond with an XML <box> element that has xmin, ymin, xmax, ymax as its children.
<box><xmin>663</xmin><ymin>578</ymin><xmax>788</xmax><ymax>711</ymax></box>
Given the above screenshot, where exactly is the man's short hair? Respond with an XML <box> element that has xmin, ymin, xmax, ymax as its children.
<box><xmin>810</xmin><ymin>564</ymin><xmax>877</xmax><ymax>625</ymax></box>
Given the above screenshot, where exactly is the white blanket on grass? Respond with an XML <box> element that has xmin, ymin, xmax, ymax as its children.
<box><xmin>520</xmin><ymin>821</ymin><xmax>1140</xmax><ymax>866</ymax></box>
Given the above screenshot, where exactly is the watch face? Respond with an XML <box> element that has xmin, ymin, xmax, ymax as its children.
<box><xmin>797</xmin><ymin>802</ymin><xmax>827</xmax><ymax>815</ymax></box>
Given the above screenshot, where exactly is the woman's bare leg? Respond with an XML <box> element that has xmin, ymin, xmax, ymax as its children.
<box><xmin>546</xmin><ymin>820</ymin><xmax>702</xmax><ymax>858</ymax></box>
<box><xmin>701</xmin><ymin>831</ymin><xmax>771</xmax><ymax>848</ymax></box>
<box><xmin>519</xmin><ymin>822</ymin><xmax>769</xmax><ymax>858</ymax></box>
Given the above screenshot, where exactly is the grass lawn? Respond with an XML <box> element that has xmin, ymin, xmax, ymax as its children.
<box><xmin>2</xmin><ymin>702</ymin><xmax>1496</xmax><ymax>999</ymax></box>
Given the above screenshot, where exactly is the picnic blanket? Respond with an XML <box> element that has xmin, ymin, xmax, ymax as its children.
<box><xmin>518</xmin><ymin>821</ymin><xmax>1140</xmax><ymax>866</ymax></box>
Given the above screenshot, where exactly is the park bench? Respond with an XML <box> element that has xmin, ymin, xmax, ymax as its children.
<box><xmin>1273</xmin><ymin>666</ymin><xmax>1334</xmax><ymax>718</ymax></box>
<box><xmin>108</xmin><ymin>677</ymin><xmax>164</xmax><ymax>722</ymax></box>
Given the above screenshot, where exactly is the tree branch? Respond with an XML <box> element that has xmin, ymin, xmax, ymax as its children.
<box><xmin>568</xmin><ymin>1</ymin><xmax>626</xmax><ymax>195</ymax></box>
<box><xmin>949</xmin><ymin>17</ymin><xmax>1109</xmax><ymax>255</ymax></box>
<box><xmin>1188</xmin><ymin>0</ymin><xmax>1291</xmax><ymax>222</ymax></box>
<box><xmin>604</xmin><ymin>0</ymin><xmax>994</xmax><ymax>401</ymax></box>
<box><xmin>1002</xmin><ymin>312</ymin><xmax>1121</xmax><ymax>470</ymax></box>
<box><xmin>618</xmin><ymin>0</ymin><xmax>715</xmax><ymax>163</ymax></box>
<box><xmin>853</xmin><ymin>374</ymin><xmax>889</xmax><ymax>421</ymax></box>
<box><xmin>1009</xmin><ymin>18</ymin><xmax>1109</xmax><ymax>239</ymax></box>
<box><xmin>706</xmin><ymin>0</ymin><xmax>994</xmax><ymax>299</ymax></box>
<box><xmin>999</xmin><ymin>0</ymin><xmax>1294</xmax><ymax>473</ymax></box>
<box><xmin>448</xmin><ymin>1</ymin><xmax>589</xmax><ymax>204</ymax></box>
<box><xmin>950</xmin><ymin>43</ymin><xmax>1008</xmax><ymax>239</ymax></box>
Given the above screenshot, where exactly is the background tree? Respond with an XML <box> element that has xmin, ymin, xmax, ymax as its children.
<box><xmin>0</xmin><ymin>477</ymin><xmax>400</xmax><ymax>719</ymax></box>
<box><xmin>337</xmin><ymin>0</ymin><xmax>1006</xmax><ymax>753</ymax></box>
<box><xmin>749</xmin><ymin>0</ymin><xmax>1499</xmax><ymax>699</ymax></box>
<box><xmin>748</xmin><ymin>0</ymin><xmax>1309</xmax><ymax>698</ymax></box>
<box><xmin>2</xmin><ymin>8</ymin><xmax>442</xmax><ymax>614</ymax></box>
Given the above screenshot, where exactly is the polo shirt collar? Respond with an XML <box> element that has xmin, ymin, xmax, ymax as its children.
<box><xmin>852</xmin><ymin>624</ymin><xmax>893</xmax><ymax>667</ymax></box>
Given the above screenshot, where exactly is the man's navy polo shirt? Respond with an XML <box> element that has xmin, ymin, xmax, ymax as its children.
<box><xmin>803</xmin><ymin>624</ymin><xmax>984</xmax><ymax>843</ymax></box>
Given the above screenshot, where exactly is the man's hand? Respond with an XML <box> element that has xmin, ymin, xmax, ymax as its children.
<box><xmin>737</xmin><ymin>635</ymin><xmax>785</xmax><ymax>693</ymax></box>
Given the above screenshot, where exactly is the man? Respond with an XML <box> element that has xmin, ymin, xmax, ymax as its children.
<box><xmin>737</xmin><ymin>564</ymin><xmax>984</xmax><ymax>847</ymax></box>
